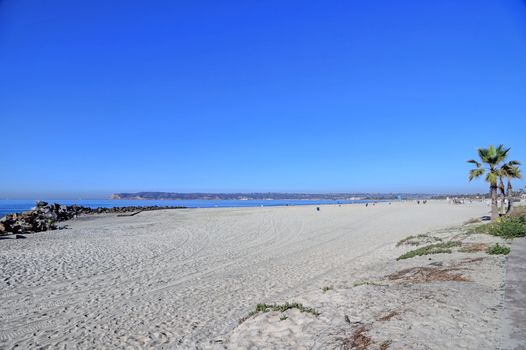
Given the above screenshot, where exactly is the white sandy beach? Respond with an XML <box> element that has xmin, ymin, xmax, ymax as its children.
<box><xmin>0</xmin><ymin>201</ymin><xmax>507</xmax><ymax>349</ymax></box>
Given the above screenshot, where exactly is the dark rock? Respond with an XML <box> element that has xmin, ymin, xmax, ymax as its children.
<box><xmin>0</xmin><ymin>202</ymin><xmax>186</xmax><ymax>236</ymax></box>
<box><xmin>15</xmin><ymin>234</ymin><xmax>26</xmax><ymax>239</ymax></box>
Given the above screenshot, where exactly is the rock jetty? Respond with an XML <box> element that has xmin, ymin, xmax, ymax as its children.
<box><xmin>0</xmin><ymin>201</ymin><xmax>185</xmax><ymax>236</ymax></box>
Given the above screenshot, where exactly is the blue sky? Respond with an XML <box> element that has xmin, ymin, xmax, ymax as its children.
<box><xmin>1</xmin><ymin>0</ymin><xmax>525</xmax><ymax>199</ymax></box>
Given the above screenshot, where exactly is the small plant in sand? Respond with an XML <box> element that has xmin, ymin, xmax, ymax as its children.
<box><xmin>487</xmin><ymin>243</ymin><xmax>510</xmax><ymax>255</ymax></box>
<box><xmin>279</xmin><ymin>315</ymin><xmax>288</xmax><ymax>321</ymax></box>
<box><xmin>379</xmin><ymin>340</ymin><xmax>393</xmax><ymax>350</ymax></box>
<box><xmin>396</xmin><ymin>234</ymin><xmax>442</xmax><ymax>247</ymax></box>
<box><xmin>239</xmin><ymin>302</ymin><xmax>320</xmax><ymax>324</ymax></box>
<box><xmin>321</xmin><ymin>286</ymin><xmax>333</xmax><ymax>293</ymax></box>
<box><xmin>352</xmin><ymin>280</ymin><xmax>385</xmax><ymax>287</ymax></box>
<box><xmin>396</xmin><ymin>241</ymin><xmax>462</xmax><ymax>260</ymax></box>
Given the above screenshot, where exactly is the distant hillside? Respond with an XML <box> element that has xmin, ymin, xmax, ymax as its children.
<box><xmin>110</xmin><ymin>192</ymin><xmax>423</xmax><ymax>200</ymax></box>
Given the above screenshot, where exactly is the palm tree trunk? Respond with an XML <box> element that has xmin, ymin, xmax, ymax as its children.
<box><xmin>490</xmin><ymin>185</ymin><xmax>498</xmax><ymax>220</ymax></box>
<box><xmin>499</xmin><ymin>177</ymin><xmax>506</xmax><ymax>214</ymax></box>
<box><xmin>506</xmin><ymin>180</ymin><xmax>513</xmax><ymax>214</ymax></box>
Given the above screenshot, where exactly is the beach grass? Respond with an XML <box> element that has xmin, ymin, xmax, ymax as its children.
<box><xmin>239</xmin><ymin>302</ymin><xmax>320</xmax><ymax>324</ymax></box>
<box><xmin>396</xmin><ymin>241</ymin><xmax>462</xmax><ymax>260</ymax></box>
<box><xmin>396</xmin><ymin>234</ymin><xmax>442</xmax><ymax>247</ymax></box>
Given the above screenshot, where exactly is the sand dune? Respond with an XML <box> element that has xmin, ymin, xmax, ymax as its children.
<box><xmin>0</xmin><ymin>201</ymin><xmax>495</xmax><ymax>349</ymax></box>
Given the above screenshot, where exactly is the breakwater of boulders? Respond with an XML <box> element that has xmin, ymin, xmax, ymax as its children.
<box><xmin>0</xmin><ymin>201</ymin><xmax>186</xmax><ymax>236</ymax></box>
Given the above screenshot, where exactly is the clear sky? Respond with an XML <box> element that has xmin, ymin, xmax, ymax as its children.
<box><xmin>1</xmin><ymin>0</ymin><xmax>525</xmax><ymax>199</ymax></box>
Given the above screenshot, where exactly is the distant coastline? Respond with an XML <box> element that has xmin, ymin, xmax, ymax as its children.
<box><xmin>111</xmin><ymin>192</ymin><xmax>435</xmax><ymax>201</ymax></box>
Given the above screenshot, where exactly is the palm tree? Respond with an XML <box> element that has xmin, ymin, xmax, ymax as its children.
<box><xmin>467</xmin><ymin>144</ymin><xmax>510</xmax><ymax>220</ymax></box>
<box><xmin>500</xmin><ymin>161</ymin><xmax>522</xmax><ymax>214</ymax></box>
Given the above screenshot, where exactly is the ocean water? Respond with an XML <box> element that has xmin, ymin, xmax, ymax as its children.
<box><xmin>0</xmin><ymin>199</ymin><xmax>377</xmax><ymax>217</ymax></box>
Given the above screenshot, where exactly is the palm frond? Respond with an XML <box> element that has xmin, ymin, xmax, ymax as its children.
<box><xmin>485</xmin><ymin>171</ymin><xmax>498</xmax><ymax>185</ymax></box>
<box><xmin>468</xmin><ymin>168</ymin><xmax>484</xmax><ymax>181</ymax></box>
<box><xmin>509</xmin><ymin>166</ymin><xmax>522</xmax><ymax>180</ymax></box>
<box><xmin>501</xmin><ymin>161</ymin><xmax>522</xmax><ymax>178</ymax></box>
<box><xmin>495</xmin><ymin>144</ymin><xmax>510</xmax><ymax>163</ymax></box>
<box><xmin>466</xmin><ymin>159</ymin><xmax>481</xmax><ymax>167</ymax></box>
<box><xmin>477</xmin><ymin>147</ymin><xmax>491</xmax><ymax>163</ymax></box>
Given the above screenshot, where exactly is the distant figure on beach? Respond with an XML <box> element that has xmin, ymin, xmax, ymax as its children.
<box><xmin>366</xmin><ymin>203</ymin><xmax>368</xmax><ymax>207</ymax></box>
<box><xmin>316</xmin><ymin>207</ymin><xmax>320</xmax><ymax>211</ymax></box>
<box><xmin>417</xmin><ymin>200</ymin><xmax>420</xmax><ymax>205</ymax></box>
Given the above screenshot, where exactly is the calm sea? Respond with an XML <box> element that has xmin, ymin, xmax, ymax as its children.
<box><xmin>0</xmin><ymin>199</ymin><xmax>376</xmax><ymax>217</ymax></box>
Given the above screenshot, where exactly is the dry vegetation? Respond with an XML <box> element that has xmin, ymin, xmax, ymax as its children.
<box><xmin>377</xmin><ymin>310</ymin><xmax>400</xmax><ymax>322</ymax></box>
<box><xmin>379</xmin><ymin>340</ymin><xmax>392</xmax><ymax>350</ymax></box>
<box><xmin>387</xmin><ymin>266</ymin><xmax>468</xmax><ymax>283</ymax></box>
<box><xmin>459</xmin><ymin>242</ymin><xmax>489</xmax><ymax>253</ymax></box>
<box><xmin>341</xmin><ymin>326</ymin><xmax>372</xmax><ymax>350</ymax></box>
<box><xmin>463</xmin><ymin>217</ymin><xmax>482</xmax><ymax>225</ymax></box>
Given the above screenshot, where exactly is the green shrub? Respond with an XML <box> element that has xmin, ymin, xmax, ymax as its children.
<box><xmin>496</xmin><ymin>219</ymin><xmax>526</xmax><ymax>238</ymax></box>
<box><xmin>487</xmin><ymin>243</ymin><xmax>510</xmax><ymax>255</ymax></box>
<box><xmin>396</xmin><ymin>241</ymin><xmax>462</xmax><ymax>260</ymax></box>
<box><xmin>470</xmin><ymin>216</ymin><xmax>526</xmax><ymax>239</ymax></box>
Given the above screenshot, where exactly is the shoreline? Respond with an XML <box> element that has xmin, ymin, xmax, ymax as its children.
<box><xmin>0</xmin><ymin>199</ymin><xmax>391</xmax><ymax>219</ymax></box>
